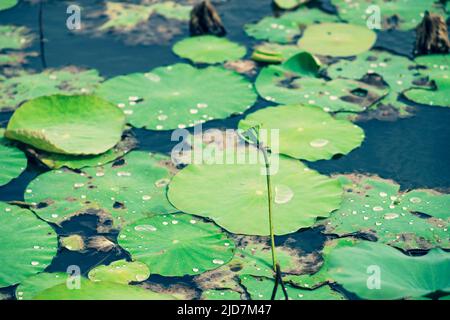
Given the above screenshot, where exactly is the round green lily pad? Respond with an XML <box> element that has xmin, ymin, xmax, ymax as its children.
<box><xmin>25</xmin><ymin>151</ymin><xmax>177</xmax><ymax>227</ymax></box>
<box><xmin>328</xmin><ymin>241</ymin><xmax>450</xmax><ymax>300</ymax></box>
<box><xmin>239</xmin><ymin>105</ymin><xmax>365</xmax><ymax>161</ymax></box>
<box><xmin>298</xmin><ymin>23</ymin><xmax>376</xmax><ymax>57</ymax></box>
<box><xmin>16</xmin><ymin>273</ymin><xmax>67</xmax><ymax>300</ymax></box>
<box><xmin>0</xmin><ymin>68</ymin><xmax>104</xmax><ymax>112</ymax></box>
<box><xmin>97</xmin><ymin>63</ymin><xmax>257</xmax><ymax>130</ymax></box>
<box><xmin>0</xmin><ymin>202</ymin><xmax>58</xmax><ymax>288</ymax></box>
<box><xmin>0</xmin><ymin>0</ymin><xmax>18</xmax><ymax>11</ymax></box>
<box><xmin>274</xmin><ymin>0</ymin><xmax>309</xmax><ymax>10</ymax></box>
<box><xmin>320</xmin><ymin>175</ymin><xmax>449</xmax><ymax>250</ymax></box>
<box><xmin>0</xmin><ymin>129</ymin><xmax>27</xmax><ymax>186</ymax></box>
<box><xmin>168</xmin><ymin>153</ymin><xmax>342</xmax><ymax>235</ymax></box>
<box><xmin>173</xmin><ymin>36</ymin><xmax>246</xmax><ymax>64</ymax></box>
<box><xmin>6</xmin><ymin>95</ymin><xmax>125</xmax><ymax>155</ymax></box>
<box><xmin>88</xmin><ymin>260</ymin><xmax>150</xmax><ymax>284</ymax></box>
<box><xmin>118</xmin><ymin>214</ymin><xmax>235</xmax><ymax>277</ymax></box>
<box><xmin>240</xmin><ymin>275</ymin><xmax>344</xmax><ymax>300</ymax></box>
<box><xmin>202</xmin><ymin>289</ymin><xmax>242</xmax><ymax>300</ymax></box>
<box><xmin>34</xmin><ymin>278</ymin><xmax>176</xmax><ymax>300</ymax></box>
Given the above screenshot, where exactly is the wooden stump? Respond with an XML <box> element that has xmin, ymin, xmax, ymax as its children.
<box><xmin>190</xmin><ymin>0</ymin><xmax>226</xmax><ymax>36</ymax></box>
<box><xmin>415</xmin><ymin>11</ymin><xmax>450</xmax><ymax>55</ymax></box>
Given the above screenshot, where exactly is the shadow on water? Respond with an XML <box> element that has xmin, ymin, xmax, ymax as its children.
<box><xmin>0</xmin><ymin>0</ymin><xmax>449</xmax><ymax>299</ymax></box>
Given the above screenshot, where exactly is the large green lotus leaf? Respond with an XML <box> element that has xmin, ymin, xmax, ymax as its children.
<box><xmin>34</xmin><ymin>278</ymin><xmax>176</xmax><ymax>300</ymax></box>
<box><xmin>328</xmin><ymin>241</ymin><xmax>450</xmax><ymax>300</ymax></box>
<box><xmin>252</xmin><ymin>43</ymin><xmax>300</xmax><ymax>64</ymax></box>
<box><xmin>168</xmin><ymin>153</ymin><xmax>342</xmax><ymax>235</ymax></box>
<box><xmin>16</xmin><ymin>273</ymin><xmax>67</xmax><ymax>300</ymax></box>
<box><xmin>88</xmin><ymin>259</ymin><xmax>150</xmax><ymax>284</ymax></box>
<box><xmin>97</xmin><ymin>63</ymin><xmax>257</xmax><ymax>130</ymax></box>
<box><xmin>173</xmin><ymin>36</ymin><xmax>246</xmax><ymax>64</ymax></box>
<box><xmin>0</xmin><ymin>203</ymin><xmax>58</xmax><ymax>288</ymax></box>
<box><xmin>32</xmin><ymin>132</ymin><xmax>137</xmax><ymax>169</ymax></box>
<box><xmin>0</xmin><ymin>0</ymin><xmax>18</xmax><ymax>11</ymax></box>
<box><xmin>6</xmin><ymin>95</ymin><xmax>126</xmax><ymax>155</ymax></box>
<box><xmin>202</xmin><ymin>289</ymin><xmax>242</xmax><ymax>300</ymax></box>
<box><xmin>284</xmin><ymin>238</ymin><xmax>357</xmax><ymax>289</ymax></box>
<box><xmin>239</xmin><ymin>105</ymin><xmax>365</xmax><ymax>161</ymax></box>
<box><xmin>0</xmin><ymin>25</ymin><xmax>32</xmax><ymax>51</ymax></box>
<box><xmin>320</xmin><ymin>175</ymin><xmax>449</xmax><ymax>250</ymax></box>
<box><xmin>0</xmin><ymin>128</ymin><xmax>27</xmax><ymax>186</ymax></box>
<box><xmin>245</xmin><ymin>8</ymin><xmax>339</xmax><ymax>44</ymax></box>
<box><xmin>298</xmin><ymin>23</ymin><xmax>376</xmax><ymax>57</ymax></box>
<box><xmin>240</xmin><ymin>275</ymin><xmax>345</xmax><ymax>300</ymax></box>
<box><xmin>118</xmin><ymin>214</ymin><xmax>236</xmax><ymax>277</ymax></box>
<box><xmin>25</xmin><ymin>151</ymin><xmax>177</xmax><ymax>227</ymax></box>
<box><xmin>256</xmin><ymin>64</ymin><xmax>388</xmax><ymax>112</ymax></box>
<box><xmin>0</xmin><ymin>68</ymin><xmax>104</xmax><ymax>112</ymax></box>
<box><xmin>331</xmin><ymin>0</ymin><xmax>444</xmax><ymax>31</ymax></box>
<box><xmin>403</xmin><ymin>54</ymin><xmax>450</xmax><ymax>107</ymax></box>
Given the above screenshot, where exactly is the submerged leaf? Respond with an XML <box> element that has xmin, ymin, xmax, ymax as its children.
<box><xmin>328</xmin><ymin>241</ymin><xmax>450</xmax><ymax>299</ymax></box>
<box><xmin>0</xmin><ymin>203</ymin><xmax>57</xmax><ymax>288</ymax></box>
<box><xmin>118</xmin><ymin>214</ymin><xmax>235</xmax><ymax>277</ymax></box>
<box><xmin>0</xmin><ymin>25</ymin><xmax>32</xmax><ymax>51</ymax></box>
<box><xmin>6</xmin><ymin>95</ymin><xmax>126</xmax><ymax>155</ymax></box>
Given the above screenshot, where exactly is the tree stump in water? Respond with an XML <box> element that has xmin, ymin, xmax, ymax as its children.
<box><xmin>415</xmin><ymin>11</ymin><xmax>450</xmax><ymax>55</ymax></box>
<box><xmin>190</xmin><ymin>0</ymin><xmax>226</xmax><ymax>37</ymax></box>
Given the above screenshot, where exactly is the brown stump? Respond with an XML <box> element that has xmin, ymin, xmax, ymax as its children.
<box><xmin>415</xmin><ymin>11</ymin><xmax>450</xmax><ymax>55</ymax></box>
<box><xmin>189</xmin><ymin>0</ymin><xmax>226</xmax><ymax>37</ymax></box>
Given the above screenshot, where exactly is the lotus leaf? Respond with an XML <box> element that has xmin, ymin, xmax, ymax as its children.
<box><xmin>239</xmin><ymin>105</ymin><xmax>365</xmax><ymax>161</ymax></box>
<box><xmin>0</xmin><ymin>68</ymin><xmax>104</xmax><ymax>112</ymax></box>
<box><xmin>331</xmin><ymin>0</ymin><xmax>445</xmax><ymax>31</ymax></box>
<box><xmin>251</xmin><ymin>43</ymin><xmax>300</xmax><ymax>64</ymax></box>
<box><xmin>328</xmin><ymin>241</ymin><xmax>450</xmax><ymax>299</ymax></box>
<box><xmin>60</xmin><ymin>235</ymin><xmax>85</xmax><ymax>251</ymax></box>
<box><xmin>298</xmin><ymin>23</ymin><xmax>376</xmax><ymax>57</ymax></box>
<box><xmin>240</xmin><ymin>275</ymin><xmax>345</xmax><ymax>300</ymax></box>
<box><xmin>320</xmin><ymin>175</ymin><xmax>450</xmax><ymax>250</ymax></box>
<box><xmin>168</xmin><ymin>153</ymin><xmax>342</xmax><ymax>235</ymax></box>
<box><xmin>118</xmin><ymin>214</ymin><xmax>235</xmax><ymax>277</ymax></box>
<box><xmin>173</xmin><ymin>36</ymin><xmax>246</xmax><ymax>64</ymax></box>
<box><xmin>202</xmin><ymin>289</ymin><xmax>242</xmax><ymax>300</ymax></box>
<box><xmin>0</xmin><ymin>0</ymin><xmax>18</xmax><ymax>11</ymax></box>
<box><xmin>274</xmin><ymin>0</ymin><xmax>309</xmax><ymax>10</ymax></box>
<box><xmin>0</xmin><ymin>25</ymin><xmax>32</xmax><ymax>51</ymax></box>
<box><xmin>34</xmin><ymin>278</ymin><xmax>176</xmax><ymax>300</ymax></box>
<box><xmin>6</xmin><ymin>95</ymin><xmax>126</xmax><ymax>155</ymax></box>
<box><xmin>16</xmin><ymin>273</ymin><xmax>67</xmax><ymax>300</ymax></box>
<box><xmin>25</xmin><ymin>151</ymin><xmax>177</xmax><ymax>227</ymax></box>
<box><xmin>0</xmin><ymin>202</ymin><xmax>57</xmax><ymax>288</ymax></box>
<box><xmin>97</xmin><ymin>63</ymin><xmax>257</xmax><ymax>130</ymax></box>
<box><xmin>0</xmin><ymin>128</ymin><xmax>27</xmax><ymax>186</ymax></box>
<box><xmin>88</xmin><ymin>260</ymin><xmax>150</xmax><ymax>284</ymax></box>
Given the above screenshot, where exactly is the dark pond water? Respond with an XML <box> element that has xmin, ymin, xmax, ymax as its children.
<box><xmin>0</xmin><ymin>0</ymin><xmax>449</xmax><ymax>299</ymax></box>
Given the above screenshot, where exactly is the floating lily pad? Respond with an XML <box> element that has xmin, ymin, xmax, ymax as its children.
<box><xmin>16</xmin><ymin>273</ymin><xmax>67</xmax><ymax>300</ymax></box>
<box><xmin>6</xmin><ymin>95</ymin><xmax>126</xmax><ymax>155</ymax></box>
<box><xmin>252</xmin><ymin>43</ymin><xmax>300</xmax><ymax>64</ymax></box>
<box><xmin>328</xmin><ymin>241</ymin><xmax>450</xmax><ymax>300</ymax></box>
<box><xmin>256</xmin><ymin>59</ymin><xmax>388</xmax><ymax>112</ymax></box>
<box><xmin>168</xmin><ymin>153</ymin><xmax>342</xmax><ymax>235</ymax></box>
<box><xmin>327</xmin><ymin>51</ymin><xmax>420</xmax><ymax>111</ymax></box>
<box><xmin>403</xmin><ymin>54</ymin><xmax>450</xmax><ymax>107</ymax></box>
<box><xmin>97</xmin><ymin>63</ymin><xmax>257</xmax><ymax>130</ymax></box>
<box><xmin>202</xmin><ymin>289</ymin><xmax>242</xmax><ymax>300</ymax></box>
<box><xmin>0</xmin><ymin>203</ymin><xmax>58</xmax><ymax>288</ymax></box>
<box><xmin>0</xmin><ymin>68</ymin><xmax>104</xmax><ymax>112</ymax></box>
<box><xmin>274</xmin><ymin>0</ymin><xmax>309</xmax><ymax>10</ymax></box>
<box><xmin>34</xmin><ymin>278</ymin><xmax>176</xmax><ymax>300</ymax></box>
<box><xmin>0</xmin><ymin>25</ymin><xmax>32</xmax><ymax>51</ymax></box>
<box><xmin>331</xmin><ymin>0</ymin><xmax>444</xmax><ymax>31</ymax></box>
<box><xmin>173</xmin><ymin>36</ymin><xmax>246</xmax><ymax>64</ymax></box>
<box><xmin>25</xmin><ymin>151</ymin><xmax>177</xmax><ymax>227</ymax></box>
<box><xmin>0</xmin><ymin>129</ymin><xmax>27</xmax><ymax>186</ymax></box>
<box><xmin>319</xmin><ymin>175</ymin><xmax>449</xmax><ymax>250</ymax></box>
<box><xmin>60</xmin><ymin>235</ymin><xmax>85</xmax><ymax>251</ymax></box>
<box><xmin>298</xmin><ymin>23</ymin><xmax>376</xmax><ymax>57</ymax></box>
<box><xmin>32</xmin><ymin>131</ymin><xmax>137</xmax><ymax>169</ymax></box>
<box><xmin>245</xmin><ymin>8</ymin><xmax>339</xmax><ymax>44</ymax></box>
<box><xmin>239</xmin><ymin>105</ymin><xmax>365</xmax><ymax>161</ymax></box>
<box><xmin>0</xmin><ymin>0</ymin><xmax>18</xmax><ymax>11</ymax></box>
<box><xmin>99</xmin><ymin>2</ymin><xmax>153</xmax><ymax>31</ymax></box>
<box><xmin>88</xmin><ymin>260</ymin><xmax>150</xmax><ymax>284</ymax></box>
<box><xmin>118</xmin><ymin>214</ymin><xmax>235</xmax><ymax>277</ymax></box>
<box><xmin>240</xmin><ymin>275</ymin><xmax>344</xmax><ymax>300</ymax></box>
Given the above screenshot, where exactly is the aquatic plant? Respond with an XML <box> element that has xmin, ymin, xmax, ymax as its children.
<box><xmin>0</xmin><ymin>129</ymin><xmax>27</xmax><ymax>186</ymax></box>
